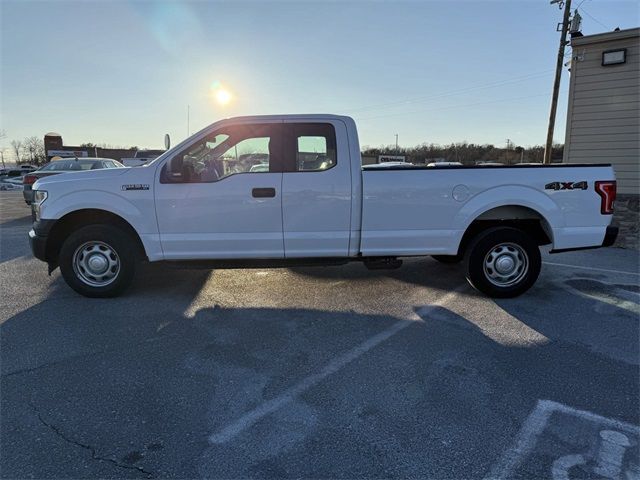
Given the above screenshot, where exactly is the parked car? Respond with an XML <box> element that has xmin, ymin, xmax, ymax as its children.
<box><xmin>121</xmin><ymin>149</ymin><xmax>165</xmax><ymax>167</ymax></box>
<box><xmin>1</xmin><ymin>169</ymin><xmax>28</xmax><ymax>187</ymax></box>
<box><xmin>28</xmin><ymin>114</ymin><xmax>617</xmax><ymax>299</ymax></box>
<box><xmin>1</xmin><ymin>170</ymin><xmax>28</xmax><ymax>189</ymax></box>
<box><xmin>476</xmin><ymin>162</ymin><xmax>505</xmax><ymax>166</ymax></box>
<box><xmin>363</xmin><ymin>161</ymin><xmax>414</xmax><ymax>169</ymax></box>
<box><xmin>427</xmin><ymin>161</ymin><xmax>463</xmax><ymax>167</ymax></box>
<box><xmin>23</xmin><ymin>158</ymin><xmax>124</xmax><ymax>204</ymax></box>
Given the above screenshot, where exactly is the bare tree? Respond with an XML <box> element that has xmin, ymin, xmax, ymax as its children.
<box><xmin>10</xmin><ymin>140</ymin><xmax>23</xmax><ymax>164</ymax></box>
<box><xmin>23</xmin><ymin>136</ymin><xmax>46</xmax><ymax>165</ymax></box>
<box><xmin>0</xmin><ymin>130</ymin><xmax>6</xmax><ymax>168</ymax></box>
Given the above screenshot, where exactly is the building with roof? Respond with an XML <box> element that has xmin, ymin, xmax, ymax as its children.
<box><xmin>563</xmin><ymin>27</ymin><xmax>639</xmax><ymax>249</ymax></box>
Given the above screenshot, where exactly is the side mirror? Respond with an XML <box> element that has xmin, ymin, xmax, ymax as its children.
<box><xmin>164</xmin><ymin>133</ymin><xmax>171</xmax><ymax>150</ymax></box>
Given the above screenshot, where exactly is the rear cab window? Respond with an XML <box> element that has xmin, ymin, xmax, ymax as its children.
<box><xmin>287</xmin><ymin>123</ymin><xmax>337</xmax><ymax>172</ymax></box>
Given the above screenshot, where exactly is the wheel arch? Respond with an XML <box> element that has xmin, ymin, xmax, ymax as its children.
<box><xmin>46</xmin><ymin>209</ymin><xmax>147</xmax><ymax>263</ymax></box>
<box><xmin>457</xmin><ymin>204</ymin><xmax>554</xmax><ymax>257</ymax></box>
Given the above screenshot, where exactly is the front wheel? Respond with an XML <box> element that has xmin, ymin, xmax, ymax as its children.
<box><xmin>464</xmin><ymin>227</ymin><xmax>541</xmax><ymax>298</ymax></box>
<box><xmin>59</xmin><ymin>224</ymin><xmax>137</xmax><ymax>298</ymax></box>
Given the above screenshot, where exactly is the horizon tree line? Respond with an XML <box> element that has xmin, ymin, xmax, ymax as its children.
<box><xmin>3</xmin><ymin>134</ymin><xmax>565</xmax><ymax>167</ymax></box>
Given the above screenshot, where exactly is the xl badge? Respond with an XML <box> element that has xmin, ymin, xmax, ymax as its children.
<box><xmin>545</xmin><ymin>181</ymin><xmax>588</xmax><ymax>191</ymax></box>
<box><xmin>121</xmin><ymin>184</ymin><xmax>150</xmax><ymax>191</ymax></box>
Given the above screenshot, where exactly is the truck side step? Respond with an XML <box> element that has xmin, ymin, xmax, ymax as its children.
<box><xmin>363</xmin><ymin>257</ymin><xmax>403</xmax><ymax>270</ymax></box>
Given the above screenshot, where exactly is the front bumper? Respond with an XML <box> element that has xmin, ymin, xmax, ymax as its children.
<box><xmin>23</xmin><ymin>186</ymin><xmax>34</xmax><ymax>204</ymax></box>
<box><xmin>28</xmin><ymin>219</ymin><xmax>56</xmax><ymax>262</ymax></box>
<box><xmin>29</xmin><ymin>228</ymin><xmax>48</xmax><ymax>262</ymax></box>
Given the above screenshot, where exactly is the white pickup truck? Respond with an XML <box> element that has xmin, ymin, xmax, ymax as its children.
<box><xmin>29</xmin><ymin>114</ymin><xmax>617</xmax><ymax>298</ymax></box>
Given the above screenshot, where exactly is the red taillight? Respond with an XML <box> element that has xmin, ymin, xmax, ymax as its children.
<box><xmin>595</xmin><ymin>180</ymin><xmax>616</xmax><ymax>215</ymax></box>
<box><xmin>22</xmin><ymin>175</ymin><xmax>37</xmax><ymax>185</ymax></box>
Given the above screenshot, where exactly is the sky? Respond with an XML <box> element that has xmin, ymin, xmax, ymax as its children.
<box><xmin>1</xmin><ymin>0</ymin><xmax>638</xmax><ymax>157</ymax></box>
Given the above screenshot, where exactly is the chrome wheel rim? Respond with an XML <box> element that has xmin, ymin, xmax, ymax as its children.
<box><xmin>72</xmin><ymin>241</ymin><xmax>120</xmax><ymax>287</ymax></box>
<box><xmin>483</xmin><ymin>242</ymin><xmax>528</xmax><ymax>287</ymax></box>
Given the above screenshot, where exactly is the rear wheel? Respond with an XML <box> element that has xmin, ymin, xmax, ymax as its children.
<box><xmin>431</xmin><ymin>254</ymin><xmax>462</xmax><ymax>264</ymax></box>
<box><xmin>59</xmin><ymin>224</ymin><xmax>137</xmax><ymax>298</ymax></box>
<box><xmin>464</xmin><ymin>227</ymin><xmax>540</xmax><ymax>298</ymax></box>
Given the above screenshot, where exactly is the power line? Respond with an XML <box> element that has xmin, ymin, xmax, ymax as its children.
<box><xmin>579</xmin><ymin>6</ymin><xmax>610</xmax><ymax>30</ymax></box>
<box><xmin>354</xmin><ymin>92</ymin><xmax>550</xmax><ymax>121</ymax></box>
<box><xmin>576</xmin><ymin>0</ymin><xmax>591</xmax><ymax>10</ymax></box>
<box><xmin>344</xmin><ymin>69</ymin><xmax>554</xmax><ymax>115</ymax></box>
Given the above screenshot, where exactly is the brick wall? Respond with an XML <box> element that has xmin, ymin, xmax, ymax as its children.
<box><xmin>613</xmin><ymin>193</ymin><xmax>639</xmax><ymax>249</ymax></box>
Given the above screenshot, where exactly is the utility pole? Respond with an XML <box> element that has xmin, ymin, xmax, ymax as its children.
<box><xmin>394</xmin><ymin>134</ymin><xmax>398</xmax><ymax>154</ymax></box>
<box><xmin>544</xmin><ymin>0</ymin><xmax>572</xmax><ymax>164</ymax></box>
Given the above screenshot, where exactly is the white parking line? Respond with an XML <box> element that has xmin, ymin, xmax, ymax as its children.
<box><xmin>485</xmin><ymin>399</ymin><xmax>640</xmax><ymax>480</ymax></box>
<box><xmin>543</xmin><ymin>261</ymin><xmax>640</xmax><ymax>277</ymax></box>
<box><xmin>208</xmin><ymin>284</ymin><xmax>467</xmax><ymax>445</ymax></box>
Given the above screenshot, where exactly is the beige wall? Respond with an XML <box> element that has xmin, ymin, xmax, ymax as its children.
<box><xmin>564</xmin><ymin>28</ymin><xmax>639</xmax><ymax>195</ymax></box>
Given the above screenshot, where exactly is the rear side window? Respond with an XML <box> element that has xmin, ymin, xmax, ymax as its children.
<box><xmin>290</xmin><ymin>123</ymin><xmax>337</xmax><ymax>172</ymax></box>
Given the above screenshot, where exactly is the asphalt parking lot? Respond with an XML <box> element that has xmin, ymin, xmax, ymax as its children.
<box><xmin>1</xmin><ymin>190</ymin><xmax>638</xmax><ymax>479</ymax></box>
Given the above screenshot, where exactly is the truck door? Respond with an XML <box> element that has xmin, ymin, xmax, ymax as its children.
<box><xmin>281</xmin><ymin>121</ymin><xmax>352</xmax><ymax>257</ymax></box>
<box><xmin>155</xmin><ymin>123</ymin><xmax>285</xmax><ymax>259</ymax></box>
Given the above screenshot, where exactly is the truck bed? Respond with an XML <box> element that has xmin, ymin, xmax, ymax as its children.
<box><xmin>360</xmin><ymin>163</ymin><xmax>615</xmax><ymax>256</ymax></box>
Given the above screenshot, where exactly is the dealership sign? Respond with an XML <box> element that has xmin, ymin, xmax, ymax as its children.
<box><xmin>47</xmin><ymin>150</ymin><xmax>88</xmax><ymax>158</ymax></box>
<box><xmin>378</xmin><ymin>155</ymin><xmax>406</xmax><ymax>163</ymax></box>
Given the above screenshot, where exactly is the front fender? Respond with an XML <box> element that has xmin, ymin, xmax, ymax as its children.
<box><xmin>39</xmin><ymin>189</ymin><xmax>162</xmax><ymax>261</ymax></box>
<box><xmin>43</xmin><ymin>190</ymin><xmax>145</xmax><ymax>223</ymax></box>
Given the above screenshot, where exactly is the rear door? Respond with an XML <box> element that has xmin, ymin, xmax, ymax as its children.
<box><xmin>281</xmin><ymin>120</ymin><xmax>352</xmax><ymax>257</ymax></box>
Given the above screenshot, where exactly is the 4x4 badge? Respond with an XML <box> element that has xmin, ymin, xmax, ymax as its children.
<box><xmin>545</xmin><ymin>181</ymin><xmax>588</xmax><ymax>191</ymax></box>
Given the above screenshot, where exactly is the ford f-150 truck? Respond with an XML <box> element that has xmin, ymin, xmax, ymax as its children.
<box><xmin>28</xmin><ymin>115</ymin><xmax>618</xmax><ymax>298</ymax></box>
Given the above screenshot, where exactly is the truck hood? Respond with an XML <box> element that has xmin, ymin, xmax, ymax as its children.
<box><xmin>33</xmin><ymin>167</ymin><xmax>131</xmax><ymax>190</ymax></box>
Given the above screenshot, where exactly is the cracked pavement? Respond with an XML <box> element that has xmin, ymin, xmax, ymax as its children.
<box><xmin>1</xmin><ymin>191</ymin><xmax>638</xmax><ymax>478</ymax></box>
<box><xmin>32</xmin><ymin>403</ymin><xmax>154</xmax><ymax>478</ymax></box>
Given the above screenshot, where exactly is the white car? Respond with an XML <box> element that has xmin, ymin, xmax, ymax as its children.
<box><xmin>363</xmin><ymin>161</ymin><xmax>413</xmax><ymax>169</ymax></box>
<box><xmin>426</xmin><ymin>161</ymin><xmax>462</xmax><ymax>167</ymax></box>
<box><xmin>29</xmin><ymin>114</ymin><xmax>617</xmax><ymax>298</ymax></box>
<box><xmin>121</xmin><ymin>150</ymin><xmax>165</xmax><ymax>167</ymax></box>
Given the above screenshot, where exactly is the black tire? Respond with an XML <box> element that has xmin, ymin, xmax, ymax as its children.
<box><xmin>431</xmin><ymin>254</ymin><xmax>462</xmax><ymax>264</ymax></box>
<box><xmin>59</xmin><ymin>224</ymin><xmax>137</xmax><ymax>298</ymax></box>
<box><xmin>464</xmin><ymin>227</ymin><xmax>541</xmax><ymax>298</ymax></box>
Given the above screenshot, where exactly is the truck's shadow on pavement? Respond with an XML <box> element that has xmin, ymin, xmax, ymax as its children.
<box><xmin>1</xmin><ymin>258</ymin><xmax>638</xmax><ymax>478</ymax></box>
<box><xmin>288</xmin><ymin>257</ymin><xmax>481</xmax><ymax>296</ymax></box>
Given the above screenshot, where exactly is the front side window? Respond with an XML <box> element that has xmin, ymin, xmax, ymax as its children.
<box><xmin>292</xmin><ymin>124</ymin><xmax>336</xmax><ymax>172</ymax></box>
<box><xmin>163</xmin><ymin>124</ymin><xmax>280</xmax><ymax>183</ymax></box>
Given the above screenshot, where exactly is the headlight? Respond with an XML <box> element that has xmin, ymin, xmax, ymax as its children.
<box><xmin>34</xmin><ymin>190</ymin><xmax>48</xmax><ymax>204</ymax></box>
<box><xmin>33</xmin><ymin>190</ymin><xmax>47</xmax><ymax>222</ymax></box>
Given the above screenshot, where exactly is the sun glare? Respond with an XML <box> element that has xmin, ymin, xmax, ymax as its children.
<box><xmin>215</xmin><ymin>89</ymin><xmax>232</xmax><ymax>105</ymax></box>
